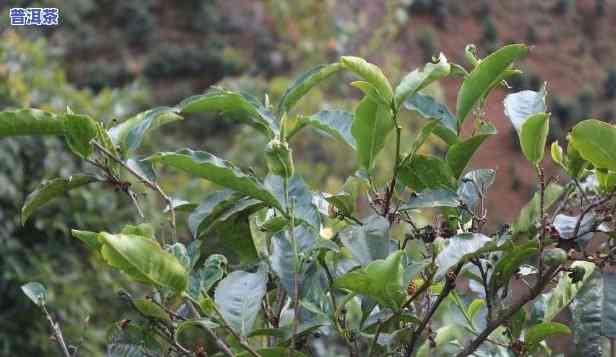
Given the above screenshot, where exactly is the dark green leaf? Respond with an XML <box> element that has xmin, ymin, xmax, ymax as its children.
<box><xmin>62</xmin><ymin>113</ymin><xmax>98</xmax><ymax>158</ymax></box>
<box><xmin>447</xmin><ymin>122</ymin><xmax>497</xmax><ymax>178</ymax></box>
<box><xmin>435</xmin><ymin>233</ymin><xmax>492</xmax><ymax>279</ymax></box>
<box><xmin>398</xmin><ymin>154</ymin><xmax>457</xmax><ymax>191</ymax></box>
<box><xmin>189</xmin><ymin>254</ymin><xmax>227</xmax><ymax>299</ymax></box>
<box><xmin>98</xmin><ymin>233</ymin><xmax>188</xmax><ymax>292</ymax></box>
<box><xmin>265</xmin><ymin>174</ymin><xmax>320</xmax><ymax>230</ymax></box>
<box><xmin>525</xmin><ymin>322</ymin><xmax>570</xmax><ymax>351</ymax></box>
<box><xmin>214</xmin><ymin>264</ymin><xmax>268</xmax><ymax>336</ymax></box>
<box><xmin>148</xmin><ymin>149</ymin><xmax>283</xmax><ymax>212</ymax></box>
<box><xmin>0</xmin><ymin>108</ymin><xmax>63</xmax><ymax>138</ymax></box>
<box><xmin>404</xmin><ymin>93</ymin><xmax>458</xmax><ymax>144</ymax></box>
<box><xmin>334</xmin><ymin>251</ymin><xmax>406</xmax><ymax>310</ymax></box>
<box><xmin>406</xmin><ymin>119</ymin><xmax>439</xmax><ymax>159</ymax></box>
<box><xmin>571</xmin><ymin>270</ymin><xmax>603</xmax><ymax>356</ymax></box>
<box><xmin>395</xmin><ymin>53</ymin><xmax>450</xmax><ymax>106</ymax></box>
<box><xmin>21</xmin><ymin>174</ymin><xmax>99</xmax><ymax>223</ymax></box>
<box><xmin>512</xmin><ymin>183</ymin><xmax>563</xmax><ymax>237</ymax></box>
<box><xmin>298</xmin><ymin>110</ymin><xmax>356</xmax><ymax>149</ymax></box>
<box><xmin>21</xmin><ymin>282</ymin><xmax>47</xmax><ymax>307</ymax></box>
<box><xmin>571</xmin><ymin>119</ymin><xmax>616</xmax><ymax>171</ymax></box>
<box><xmin>489</xmin><ymin>241</ymin><xmax>538</xmax><ymax>296</ymax></box>
<box><xmin>270</xmin><ymin>224</ymin><xmax>316</xmax><ymax>293</ymax></box>
<box><xmin>399</xmin><ymin>189</ymin><xmax>460</xmax><ymax>210</ymax></box>
<box><xmin>340</xmin><ymin>215</ymin><xmax>390</xmax><ymax>265</ymax></box>
<box><xmin>278</xmin><ymin>63</ymin><xmax>342</xmax><ymax>114</ymax></box>
<box><xmin>603</xmin><ymin>272</ymin><xmax>616</xmax><ymax>337</ymax></box>
<box><xmin>178</xmin><ymin>88</ymin><xmax>278</xmax><ymax>138</ymax></box>
<box><xmin>341</xmin><ymin>56</ymin><xmax>393</xmax><ymax>103</ymax></box>
<box><xmin>457</xmin><ymin>44</ymin><xmax>529</xmax><ymax>123</ymax></box>
<box><xmin>457</xmin><ymin>169</ymin><xmax>496</xmax><ymax>213</ymax></box>
<box><xmin>351</xmin><ymin>96</ymin><xmax>394</xmax><ymax>171</ymax></box>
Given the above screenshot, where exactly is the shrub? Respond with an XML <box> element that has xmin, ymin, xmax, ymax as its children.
<box><xmin>3</xmin><ymin>43</ymin><xmax>616</xmax><ymax>356</ymax></box>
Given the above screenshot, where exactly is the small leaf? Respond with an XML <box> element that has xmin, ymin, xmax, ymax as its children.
<box><xmin>404</xmin><ymin>93</ymin><xmax>458</xmax><ymax>144</ymax></box>
<box><xmin>340</xmin><ymin>215</ymin><xmax>390</xmax><ymax>265</ymax></box>
<box><xmin>457</xmin><ymin>169</ymin><xmax>496</xmax><ymax>212</ymax></box>
<box><xmin>99</xmin><ymin>233</ymin><xmax>188</xmax><ymax>292</ymax></box>
<box><xmin>214</xmin><ymin>264</ymin><xmax>268</xmax><ymax>336</ymax></box>
<box><xmin>512</xmin><ymin>183</ymin><xmax>563</xmax><ymax>237</ymax></box>
<box><xmin>519</xmin><ymin>113</ymin><xmax>550</xmax><ymax>165</ymax></box>
<box><xmin>298</xmin><ymin>110</ymin><xmax>356</xmax><ymax>149</ymax></box>
<box><xmin>265</xmin><ymin>174</ymin><xmax>321</xmax><ymax>231</ymax></box>
<box><xmin>108</xmin><ymin>107</ymin><xmax>182</xmax><ymax>155</ymax></box>
<box><xmin>334</xmin><ymin>251</ymin><xmax>406</xmax><ymax>310</ymax></box>
<box><xmin>0</xmin><ymin>108</ymin><xmax>64</xmax><ymax>138</ymax></box>
<box><xmin>62</xmin><ymin>113</ymin><xmax>98</xmax><ymax>158</ymax></box>
<box><xmin>435</xmin><ymin>233</ymin><xmax>492</xmax><ymax>279</ymax></box>
<box><xmin>278</xmin><ymin>63</ymin><xmax>342</xmax><ymax>114</ymax></box>
<box><xmin>178</xmin><ymin>88</ymin><xmax>278</xmax><ymax>137</ymax></box>
<box><xmin>341</xmin><ymin>56</ymin><xmax>394</xmax><ymax>103</ymax></box>
<box><xmin>395</xmin><ymin>53</ymin><xmax>450</xmax><ymax>106</ymax></box>
<box><xmin>71</xmin><ymin>229</ymin><xmax>103</xmax><ymax>250</ymax></box>
<box><xmin>398</xmin><ymin>155</ymin><xmax>457</xmax><ymax>191</ymax></box>
<box><xmin>406</xmin><ymin>119</ymin><xmax>439</xmax><ymax>159</ymax></box>
<box><xmin>525</xmin><ymin>322</ymin><xmax>570</xmax><ymax>350</ymax></box>
<box><xmin>350</xmin><ymin>81</ymin><xmax>389</xmax><ymax>106</ymax></box>
<box><xmin>132</xmin><ymin>298</ymin><xmax>170</xmax><ymax>321</ymax></box>
<box><xmin>570</xmin><ymin>119</ymin><xmax>616</xmax><ymax>171</ymax></box>
<box><xmin>504</xmin><ymin>86</ymin><xmax>547</xmax><ymax>133</ymax></box>
<box><xmin>148</xmin><ymin>149</ymin><xmax>283</xmax><ymax>212</ymax></box>
<box><xmin>176</xmin><ymin>318</ymin><xmax>219</xmax><ymax>341</ymax></box>
<box><xmin>447</xmin><ymin>122</ymin><xmax>497</xmax><ymax>178</ymax></box>
<box><xmin>489</xmin><ymin>242</ymin><xmax>538</xmax><ymax>296</ymax></box>
<box><xmin>21</xmin><ymin>282</ymin><xmax>47</xmax><ymax>307</ymax></box>
<box><xmin>189</xmin><ymin>254</ymin><xmax>227</xmax><ymax>299</ymax></box>
<box><xmin>399</xmin><ymin>189</ymin><xmax>460</xmax><ymax>210</ymax></box>
<box><xmin>457</xmin><ymin>44</ymin><xmax>529</xmax><ymax>123</ymax></box>
<box><xmin>351</xmin><ymin>96</ymin><xmax>394</xmax><ymax>171</ymax></box>
<box><xmin>543</xmin><ymin>261</ymin><xmax>595</xmax><ymax>321</ymax></box>
<box><xmin>21</xmin><ymin>175</ymin><xmax>98</xmax><ymax>224</ymax></box>
<box><xmin>467</xmin><ymin>299</ymin><xmax>485</xmax><ymax>321</ymax></box>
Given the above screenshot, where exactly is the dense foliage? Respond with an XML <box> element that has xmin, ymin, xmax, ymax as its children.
<box><xmin>4</xmin><ymin>43</ymin><xmax>616</xmax><ymax>357</ymax></box>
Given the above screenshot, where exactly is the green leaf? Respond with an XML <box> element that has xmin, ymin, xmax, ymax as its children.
<box><xmin>399</xmin><ymin>189</ymin><xmax>460</xmax><ymax>210</ymax></box>
<box><xmin>120</xmin><ymin>223</ymin><xmax>156</xmax><ymax>240</ymax></box>
<box><xmin>416</xmin><ymin>325</ymin><xmax>464</xmax><ymax>357</ymax></box>
<box><xmin>571</xmin><ymin>270</ymin><xmax>603</xmax><ymax>356</ymax></box>
<box><xmin>395</xmin><ymin>53</ymin><xmax>450</xmax><ymax>106</ymax></box>
<box><xmin>0</xmin><ymin>108</ymin><xmax>63</xmax><ymax>138</ymax></box>
<box><xmin>340</xmin><ymin>215</ymin><xmax>390</xmax><ymax>265</ymax></box>
<box><xmin>265</xmin><ymin>174</ymin><xmax>321</xmax><ymax>230</ymax></box>
<box><xmin>406</xmin><ymin>119</ymin><xmax>439</xmax><ymax>159</ymax></box>
<box><xmin>457</xmin><ymin>44</ymin><xmax>529</xmax><ymax>123</ymax></box>
<box><xmin>603</xmin><ymin>273</ymin><xmax>616</xmax><ymax>337</ymax></box>
<box><xmin>525</xmin><ymin>322</ymin><xmax>570</xmax><ymax>350</ymax></box>
<box><xmin>398</xmin><ymin>154</ymin><xmax>457</xmax><ymax>191</ymax></box>
<box><xmin>322</xmin><ymin>176</ymin><xmax>361</xmax><ymax>217</ymax></box>
<box><xmin>351</xmin><ymin>96</ymin><xmax>394</xmax><ymax>171</ymax></box>
<box><xmin>214</xmin><ymin>264</ymin><xmax>268</xmax><ymax>336</ymax></box>
<box><xmin>270</xmin><ymin>224</ymin><xmax>316</xmax><ymax>293</ymax></box>
<box><xmin>71</xmin><ymin>229</ymin><xmax>103</xmax><ymax>250</ymax></box>
<box><xmin>543</xmin><ymin>261</ymin><xmax>595</xmax><ymax>321</ymax></box>
<box><xmin>350</xmin><ymin>81</ymin><xmax>389</xmax><ymax>106</ymax></box>
<box><xmin>132</xmin><ymin>298</ymin><xmax>170</xmax><ymax>321</ymax></box>
<box><xmin>468</xmin><ymin>299</ymin><xmax>485</xmax><ymax>321</ymax></box>
<box><xmin>62</xmin><ymin>113</ymin><xmax>98</xmax><ymax>158</ymax></box>
<box><xmin>519</xmin><ymin>113</ymin><xmax>550</xmax><ymax>165</ymax></box>
<box><xmin>504</xmin><ymin>87</ymin><xmax>547</xmax><ymax>132</ymax></box>
<box><xmin>189</xmin><ymin>254</ymin><xmax>227</xmax><ymax>299</ymax></box>
<box><xmin>446</xmin><ymin>122</ymin><xmax>497</xmax><ymax>178</ymax></box>
<box><xmin>147</xmin><ymin>149</ymin><xmax>283</xmax><ymax>212</ymax></box>
<box><xmin>21</xmin><ymin>174</ymin><xmax>98</xmax><ymax>224</ymax></box>
<box><xmin>178</xmin><ymin>88</ymin><xmax>278</xmax><ymax>137</ymax></box>
<box><xmin>21</xmin><ymin>282</ymin><xmax>47</xmax><ymax>307</ymax></box>
<box><xmin>334</xmin><ymin>251</ymin><xmax>405</xmax><ymax>310</ymax></box>
<box><xmin>176</xmin><ymin>318</ymin><xmax>219</xmax><ymax>342</ymax></box>
<box><xmin>188</xmin><ymin>190</ymin><xmax>244</xmax><ymax>238</ymax></box>
<box><xmin>435</xmin><ymin>233</ymin><xmax>492</xmax><ymax>279</ymax></box>
<box><xmin>98</xmin><ymin>233</ymin><xmax>188</xmax><ymax>292</ymax></box>
<box><xmin>341</xmin><ymin>56</ymin><xmax>394</xmax><ymax>103</ymax></box>
<box><xmin>108</xmin><ymin>107</ymin><xmax>182</xmax><ymax>155</ymax></box>
<box><xmin>278</xmin><ymin>63</ymin><xmax>342</xmax><ymax>114</ymax></box>
<box><xmin>457</xmin><ymin>169</ymin><xmax>496</xmax><ymax>213</ymax></box>
<box><xmin>571</xmin><ymin>119</ymin><xmax>616</xmax><ymax>171</ymax></box>
<box><xmin>489</xmin><ymin>241</ymin><xmax>538</xmax><ymax>296</ymax></box>
<box><xmin>237</xmin><ymin>348</ymin><xmax>307</xmax><ymax>357</ymax></box>
<box><xmin>298</xmin><ymin>110</ymin><xmax>356</xmax><ymax>149</ymax></box>
<box><xmin>512</xmin><ymin>182</ymin><xmax>563</xmax><ymax>237</ymax></box>
<box><xmin>404</xmin><ymin>93</ymin><xmax>458</xmax><ymax>144</ymax></box>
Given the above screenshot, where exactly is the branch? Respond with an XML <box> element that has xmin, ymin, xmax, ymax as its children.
<box><xmin>41</xmin><ymin>306</ymin><xmax>72</xmax><ymax>357</ymax></box>
<box><xmin>184</xmin><ymin>298</ymin><xmax>236</xmax><ymax>357</ymax></box>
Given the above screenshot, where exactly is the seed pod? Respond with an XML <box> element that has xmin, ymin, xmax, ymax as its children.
<box><xmin>542</xmin><ymin>248</ymin><xmax>567</xmax><ymax>266</ymax></box>
<box><xmin>265</xmin><ymin>139</ymin><xmax>294</xmax><ymax>178</ymax></box>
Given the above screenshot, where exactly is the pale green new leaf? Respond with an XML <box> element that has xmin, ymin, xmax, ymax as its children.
<box><xmin>21</xmin><ymin>174</ymin><xmax>99</xmax><ymax>224</ymax></box>
<box><xmin>520</xmin><ymin>112</ymin><xmax>550</xmax><ymax>165</ymax></box>
<box><xmin>147</xmin><ymin>149</ymin><xmax>283</xmax><ymax>212</ymax></box>
<box><xmin>525</xmin><ymin>322</ymin><xmax>571</xmax><ymax>351</ymax></box>
<box><xmin>278</xmin><ymin>63</ymin><xmax>342</xmax><ymax>113</ymax></box>
<box><xmin>341</xmin><ymin>56</ymin><xmax>394</xmax><ymax>103</ymax></box>
<box><xmin>0</xmin><ymin>108</ymin><xmax>63</xmax><ymax>138</ymax></box>
<box><xmin>570</xmin><ymin>119</ymin><xmax>616</xmax><ymax>171</ymax></box>
<box><xmin>132</xmin><ymin>298</ymin><xmax>171</xmax><ymax>321</ymax></box>
<box><xmin>71</xmin><ymin>229</ymin><xmax>103</xmax><ymax>250</ymax></box>
<box><xmin>351</xmin><ymin>96</ymin><xmax>394</xmax><ymax>171</ymax></box>
<box><xmin>395</xmin><ymin>53</ymin><xmax>450</xmax><ymax>106</ymax></box>
<box><xmin>457</xmin><ymin>44</ymin><xmax>529</xmax><ymax>123</ymax></box>
<box><xmin>333</xmin><ymin>251</ymin><xmax>406</xmax><ymax>310</ymax></box>
<box><xmin>21</xmin><ymin>282</ymin><xmax>47</xmax><ymax>307</ymax></box>
<box><xmin>62</xmin><ymin>113</ymin><xmax>98</xmax><ymax>158</ymax></box>
<box><xmin>98</xmin><ymin>233</ymin><xmax>188</xmax><ymax>292</ymax></box>
<box><xmin>214</xmin><ymin>264</ymin><xmax>268</xmax><ymax>336</ymax></box>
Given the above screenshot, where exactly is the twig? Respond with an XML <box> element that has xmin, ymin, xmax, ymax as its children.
<box><xmin>574</xmin><ymin>190</ymin><xmax>616</xmax><ymax>238</ymax></box>
<box><xmin>41</xmin><ymin>306</ymin><xmax>72</xmax><ymax>357</ymax></box>
<box><xmin>211</xmin><ymin>301</ymin><xmax>262</xmax><ymax>357</ymax></box>
<box><xmin>537</xmin><ymin>166</ymin><xmax>546</xmax><ymax>279</ymax></box>
<box><xmin>93</xmin><ymin>141</ymin><xmax>177</xmax><ymax>240</ymax></box>
<box><xmin>368</xmin><ymin>319</ymin><xmax>385</xmax><ymax>357</ymax></box>
<box><xmin>184</xmin><ymin>298</ymin><xmax>236</xmax><ymax>357</ymax></box>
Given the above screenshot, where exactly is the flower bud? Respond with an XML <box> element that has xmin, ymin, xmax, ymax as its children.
<box><xmin>265</xmin><ymin>139</ymin><xmax>294</xmax><ymax>178</ymax></box>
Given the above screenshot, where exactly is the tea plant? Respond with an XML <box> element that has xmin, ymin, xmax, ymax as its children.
<box><xmin>3</xmin><ymin>43</ymin><xmax>616</xmax><ymax>356</ymax></box>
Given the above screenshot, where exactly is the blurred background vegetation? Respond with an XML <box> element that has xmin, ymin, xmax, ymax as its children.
<box><xmin>1</xmin><ymin>0</ymin><xmax>615</xmax><ymax>355</ymax></box>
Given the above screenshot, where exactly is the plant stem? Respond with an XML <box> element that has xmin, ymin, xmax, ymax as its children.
<box><xmin>384</xmin><ymin>108</ymin><xmax>401</xmax><ymax>219</ymax></box>
<box><xmin>537</xmin><ymin>166</ymin><xmax>546</xmax><ymax>278</ymax></box>
<box><xmin>185</xmin><ymin>298</ymin><xmax>236</xmax><ymax>357</ymax></box>
<box><xmin>368</xmin><ymin>320</ymin><xmax>385</xmax><ymax>357</ymax></box>
<box><xmin>41</xmin><ymin>306</ymin><xmax>72</xmax><ymax>357</ymax></box>
<box><xmin>93</xmin><ymin>141</ymin><xmax>177</xmax><ymax>241</ymax></box>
